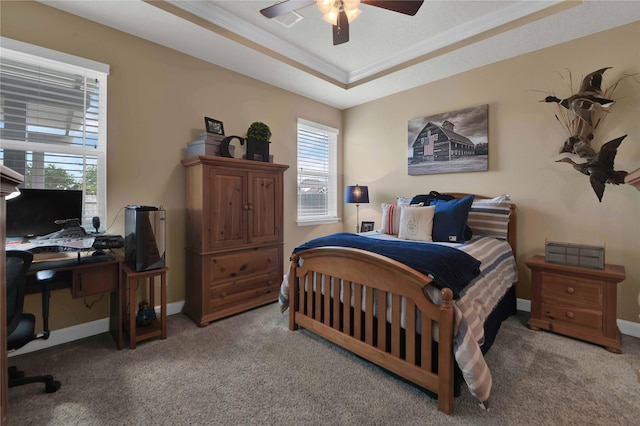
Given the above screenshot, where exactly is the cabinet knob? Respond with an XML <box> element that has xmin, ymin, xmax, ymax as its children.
<box><xmin>566</xmin><ymin>286</ymin><xmax>575</xmax><ymax>294</ymax></box>
<box><xmin>243</xmin><ymin>204</ymin><xmax>249</xmax><ymax>211</ymax></box>
<box><xmin>565</xmin><ymin>311</ymin><xmax>574</xmax><ymax>319</ymax></box>
<box><xmin>248</xmin><ymin>203</ymin><xmax>253</xmax><ymax>211</ymax></box>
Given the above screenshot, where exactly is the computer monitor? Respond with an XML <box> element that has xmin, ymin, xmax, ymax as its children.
<box><xmin>5</xmin><ymin>188</ymin><xmax>83</xmax><ymax>239</ymax></box>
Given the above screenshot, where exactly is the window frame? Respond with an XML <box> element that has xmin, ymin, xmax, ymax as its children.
<box><xmin>296</xmin><ymin>118</ymin><xmax>339</xmax><ymax>226</ymax></box>
<box><xmin>0</xmin><ymin>37</ymin><xmax>109</xmax><ymax>232</ymax></box>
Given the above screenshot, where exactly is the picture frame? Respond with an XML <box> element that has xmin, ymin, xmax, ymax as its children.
<box><xmin>204</xmin><ymin>117</ymin><xmax>225</xmax><ymax>135</ymax></box>
<box><xmin>360</xmin><ymin>221</ymin><xmax>374</xmax><ymax>233</ymax></box>
<box><xmin>407</xmin><ymin>104</ymin><xmax>488</xmax><ymax>175</ymax></box>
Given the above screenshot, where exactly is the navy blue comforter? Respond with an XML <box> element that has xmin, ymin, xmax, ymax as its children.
<box><xmin>293</xmin><ymin>232</ymin><xmax>481</xmax><ymax>298</ymax></box>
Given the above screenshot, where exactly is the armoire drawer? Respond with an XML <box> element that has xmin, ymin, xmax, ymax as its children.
<box><xmin>206</xmin><ymin>273</ymin><xmax>280</xmax><ymax>311</ymax></box>
<box><xmin>207</xmin><ymin>246</ymin><xmax>279</xmax><ymax>282</ymax></box>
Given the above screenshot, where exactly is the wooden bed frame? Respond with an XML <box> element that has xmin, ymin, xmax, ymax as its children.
<box><xmin>287</xmin><ymin>194</ymin><xmax>517</xmax><ymax>414</ymax></box>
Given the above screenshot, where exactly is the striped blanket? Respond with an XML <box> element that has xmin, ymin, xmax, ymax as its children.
<box><xmin>279</xmin><ymin>233</ymin><xmax>517</xmax><ymax>408</ymax></box>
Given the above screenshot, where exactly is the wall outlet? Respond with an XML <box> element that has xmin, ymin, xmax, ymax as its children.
<box><xmin>637</xmin><ymin>368</ymin><xmax>640</xmax><ymax>383</ymax></box>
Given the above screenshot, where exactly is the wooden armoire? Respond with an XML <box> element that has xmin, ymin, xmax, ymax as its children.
<box><xmin>181</xmin><ymin>156</ymin><xmax>288</xmax><ymax>327</ymax></box>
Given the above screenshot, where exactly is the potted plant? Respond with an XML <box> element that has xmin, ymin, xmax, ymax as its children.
<box><xmin>245</xmin><ymin>122</ymin><xmax>271</xmax><ymax>162</ymax></box>
<box><xmin>247</xmin><ymin>121</ymin><xmax>271</xmax><ymax>142</ymax></box>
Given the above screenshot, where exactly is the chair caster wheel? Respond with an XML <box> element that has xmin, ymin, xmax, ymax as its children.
<box><xmin>45</xmin><ymin>378</ymin><xmax>61</xmax><ymax>393</ymax></box>
<box><xmin>45</xmin><ymin>381</ymin><xmax>61</xmax><ymax>393</ymax></box>
<box><xmin>8</xmin><ymin>366</ymin><xmax>25</xmax><ymax>379</ymax></box>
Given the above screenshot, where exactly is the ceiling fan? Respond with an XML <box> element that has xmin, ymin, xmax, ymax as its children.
<box><xmin>260</xmin><ymin>0</ymin><xmax>424</xmax><ymax>46</ymax></box>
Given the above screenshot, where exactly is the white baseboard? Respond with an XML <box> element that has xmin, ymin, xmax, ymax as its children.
<box><xmin>9</xmin><ymin>298</ymin><xmax>640</xmax><ymax>356</ymax></box>
<box><xmin>8</xmin><ymin>300</ymin><xmax>185</xmax><ymax>357</ymax></box>
<box><xmin>517</xmin><ymin>297</ymin><xmax>640</xmax><ymax>339</ymax></box>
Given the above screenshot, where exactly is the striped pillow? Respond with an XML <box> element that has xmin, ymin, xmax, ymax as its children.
<box><xmin>467</xmin><ymin>201</ymin><xmax>511</xmax><ymax>239</ymax></box>
<box><xmin>379</xmin><ymin>203</ymin><xmax>402</xmax><ymax>235</ymax></box>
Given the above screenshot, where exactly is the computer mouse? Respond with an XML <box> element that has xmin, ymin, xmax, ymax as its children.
<box><xmin>92</xmin><ymin>250</ymin><xmax>106</xmax><ymax>256</ymax></box>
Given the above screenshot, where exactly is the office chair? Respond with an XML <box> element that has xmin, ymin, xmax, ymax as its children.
<box><xmin>6</xmin><ymin>250</ymin><xmax>61</xmax><ymax>393</ymax></box>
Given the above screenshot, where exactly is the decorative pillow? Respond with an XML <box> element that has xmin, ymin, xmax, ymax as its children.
<box><xmin>379</xmin><ymin>203</ymin><xmax>402</xmax><ymax>235</ymax></box>
<box><xmin>396</xmin><ymin>196</ymin><xmax>413</xmax><ymax>206</ymax></box>
<box><xmin>379</xmin><ymin>202</ymin><xmax>424</xmax><ymax>235</ymax></box>
<box><xmin>467</xmin><ymin>199</ymin><xmax>512</xmax><ymax>239</ymax></box>
<box><xmin>398</xmin><ymin>205</ymin><xmax>435</xmax><ymax>242</ymax></box>
<box><xmin>430</xmin><ymin>194</ymin><xmax>474</xmax><ymax>243</ymax></box>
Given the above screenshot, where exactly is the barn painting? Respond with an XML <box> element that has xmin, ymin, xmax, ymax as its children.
<box><xmin>408</xmin><ymin>105</ymin><xmax>488</xmax><ymax>175</ymax></box>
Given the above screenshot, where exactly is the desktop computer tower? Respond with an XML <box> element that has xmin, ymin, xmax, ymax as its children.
<box><xmin>124</xmin><ymin>206</ymin><xmax>166</xmax><ymax>272</ymax></box>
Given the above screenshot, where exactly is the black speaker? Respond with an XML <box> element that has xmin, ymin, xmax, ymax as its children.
<box><xmin>92</xmin><ymin>216</ymin><xmax>100</xmax><ymax>233</ymax></box>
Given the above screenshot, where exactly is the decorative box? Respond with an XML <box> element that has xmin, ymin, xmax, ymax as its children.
<box><xmin>187</xmin><ymin>134</ymin><xmax>233</xmax><ymax>158</ymax></box>
<box><xmin>545</xmin><ymin>241</ymin><xmax>605</xmax><ymax>269</ymax></box>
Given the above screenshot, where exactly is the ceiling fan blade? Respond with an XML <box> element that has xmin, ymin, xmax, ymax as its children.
<box><xmin>260</xmin><ymin>0</ymin><xmax>315</xmax><ymax>19</ymax></box>
<box><xmin>361</xmin><ymin>0</ymin><xmax>424</xmax><ymax>16</ymax></box>
<box><xmin>333</xmin><ymin>10</ymin><xmax>349</xmax><ymax>45</ymax></box>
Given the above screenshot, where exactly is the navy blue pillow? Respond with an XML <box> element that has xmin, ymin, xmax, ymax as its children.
<box><xmin>430</xmin><ymin>194</ymin><xmax>474</xmax><ymax>242</ymax></box>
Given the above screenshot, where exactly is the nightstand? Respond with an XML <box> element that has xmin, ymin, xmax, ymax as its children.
<box><xmin>525</xmin><ymin>254</ymin><xmax>625</xmax><ymax>353</ymax></box>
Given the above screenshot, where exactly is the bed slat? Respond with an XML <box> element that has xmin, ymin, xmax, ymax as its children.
<box><xmin>406</xmin><ymin>299</ymin><xmax>416</xmax><ymax>364</ymax></box>
<box><xmin>353</xmin><ymin>283</ymin><xmax>363</xmax><ymax>339</ymax></box>
<box><xmin>332</xmin><ymin>278</ymin><xmax>340</xmax><ymax>330</ymax></box>
<box><xmin>343</xmin><ymin>281</ymin><xmax>352</xmax><ymax>335</ymax></box>
<box><xmin>365</xmin><ymin>287</ymin><xmax>374</xmax><ymax>345</ymax></box>
<box><xmin>377</xmin><ymin>290</ymin><xmax>387</xmax><ymax>351</ymax></box>
<box><xmin>323</xmin><ymin>275</ymin><xmax>331</xmax><ymax>326</ymax></box>
<box><xmin>391</xmin><ymin>294</ymin><xmax>401</xmax><ymax>357</ymax></box>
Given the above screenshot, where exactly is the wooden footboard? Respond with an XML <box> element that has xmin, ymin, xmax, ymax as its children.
<box><xmin>288</xmin><ymin>247</ymin><xmax>456</xmax><ymax>414</ymax></box>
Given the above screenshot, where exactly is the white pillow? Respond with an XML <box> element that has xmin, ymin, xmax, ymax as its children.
<box><xmin>398</xmin><ymin>205</ymin><xmax>435</xmax><ymax>242</ymax></box>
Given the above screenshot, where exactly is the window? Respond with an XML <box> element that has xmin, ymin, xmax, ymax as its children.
<box><xmin>0</xmin><ymin>38</ymin><xmax>109</xmax><ymax>232</ymax></box>
<box><xmin>296</xmin><ymin>118</ymin><xmax>338</xmax><ymax>225</ymax></box>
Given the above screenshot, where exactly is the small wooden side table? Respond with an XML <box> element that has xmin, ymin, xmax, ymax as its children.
<box><xmin>525</xmin><ymin>254</ymin><xmax>625</xmax><ymax>353</ymax></box>
<box><xmin>121</xmin><ymin>265</ymin><xmax>168</xmax><ymax>349</ymax></box>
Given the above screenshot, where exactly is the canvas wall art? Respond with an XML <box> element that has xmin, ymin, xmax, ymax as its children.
<box><xmin>408</xmin><ymin>104</ymin><xmax>488</xmax><ymax>175</ymax></box>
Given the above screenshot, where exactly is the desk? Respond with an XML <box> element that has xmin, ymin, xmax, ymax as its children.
<box><xmin>25</xmin><ymin>253</ymin><xmax>124</xmax><ymax>350</ymax></box>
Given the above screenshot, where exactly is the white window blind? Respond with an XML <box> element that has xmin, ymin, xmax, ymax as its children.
<box><xmin>0</xmin><ymin>38</ymin><xmax>109</xmax><ymax>231</ymax></box>
<box><xmin>297</xmin><ymin>118</ymin><xmax>338</xmax><ymax>225</ymax></box>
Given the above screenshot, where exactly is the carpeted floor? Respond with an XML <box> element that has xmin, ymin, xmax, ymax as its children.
<box><xmin>7</xmin><ymin>304</ymin><xmax>640</xmax><ymax>425</ymax></box>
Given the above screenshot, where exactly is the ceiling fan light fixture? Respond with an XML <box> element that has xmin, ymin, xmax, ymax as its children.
<box><xmin>318</xmin><ymin>0</ymin><xmax>361</xmax><ymax>25</ymax></box>
<box><xmin>344</xmin><ymin>7</ymin><xmax>361</xmax><ymax>23</ymax></box>
<box><xmin>322</xmin><ymin>8</ymin><xmax>340</xmax><ymax>25</ymax></box>
<box><xmin>342</xmin><ymin>0</ymin><xmax>361</xmax><ymax>10</ymax></box>
<box><xmin>316</xmin><ymin>0</ymin><xmax>334</xmax><ymax>15</ymax></box>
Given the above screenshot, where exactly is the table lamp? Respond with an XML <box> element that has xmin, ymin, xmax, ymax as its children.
<box><xmin>345</xmin><ymin>184</ymin><xmax>369</xmax><ymax>233</ymax></box>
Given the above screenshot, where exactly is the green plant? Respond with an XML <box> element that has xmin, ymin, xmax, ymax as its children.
<box><xmin>247</xmin><ymin>121</ymin><xmax>272</xmax><ymax>142</ymax></box>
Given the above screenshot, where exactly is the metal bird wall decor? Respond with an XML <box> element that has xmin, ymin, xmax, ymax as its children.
<box><xmin>556</xmin><ymin>135</ymin><xmax>628</xmax><ymax>202</ymax></box>
<box><xmin>542</xmin><ymin>67</ymin><xmax>616</xmax><ymax>158</ymax></box>
<box><xmin>541</xmin><ymin>67</ymin><xmax>638</xmax><ymax>202</ymax></box>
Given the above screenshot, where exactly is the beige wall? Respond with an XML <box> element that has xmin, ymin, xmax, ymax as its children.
<box><xmin>343</xmin><ymin>22</ymin><xmax>640</xmax><ymax>323</ymax></box>
<box><xmin>1</xmin><ymin>0</ymin><xmax>343</xmax><ymax>330</ymax></box>
<box><xmin>2</xmin><ymin>1</ymin><xmax>638</xmax><ymax>330</ymax></box>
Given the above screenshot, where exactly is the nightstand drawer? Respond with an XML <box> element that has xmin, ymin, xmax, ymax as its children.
<box><xmin>540</xmin><ymin>272</ymin><xmax>603</xmax><ymax>307</ymax></box>
<box><xmin>541</xmin><ymin>303</ymin><xmax>602</xmax><ymax>332</ymax></box>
